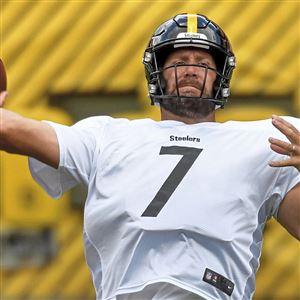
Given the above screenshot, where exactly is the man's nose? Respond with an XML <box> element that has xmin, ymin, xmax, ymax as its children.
<box><xmin>182</xmin><ymin>64</ymin><xmax>205</xmax><ymax>78</ymax></box>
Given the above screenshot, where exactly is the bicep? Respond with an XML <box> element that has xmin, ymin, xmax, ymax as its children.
<box><xmin>277</xmin><ymin>183</ymin><xmax>300</xmax><ymax>240</ymax></box>
<box><xmin>27</xmin><ymin>121</ymin><xmax>59</xmax><ymax>168</ymax></box>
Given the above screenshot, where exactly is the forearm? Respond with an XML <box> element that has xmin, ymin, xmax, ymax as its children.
<box><xmin>0</xmin><ymin>108</ymin><xmax>59</xmax><ymax>168</ymax></box>
<box><xmin>1</xmin><ymin>108</ymin><xmax>28</xmax><ymax>153</ymax></box>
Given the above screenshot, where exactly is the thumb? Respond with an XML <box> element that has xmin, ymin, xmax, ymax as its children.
<box><xmin>0</xmin><ymin>91</ymin><xmax>8</xmax><ymax>107</ymax></box>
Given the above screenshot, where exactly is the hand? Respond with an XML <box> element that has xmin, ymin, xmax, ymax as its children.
<box><xmin>0</xmin><ymin>91</ymin><xmax>7</xmax><ymax>107</ymax></box>
<box><xmin>269</xmin><ymin>115</ymin><xmax>300</xmax><ymax>172</ymax></box>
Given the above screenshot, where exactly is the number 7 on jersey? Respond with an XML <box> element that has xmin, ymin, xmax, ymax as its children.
<box><xmin>141</xmin><ymin>146</ymin><xmax>203</xmax><ymax>217</ymax></box>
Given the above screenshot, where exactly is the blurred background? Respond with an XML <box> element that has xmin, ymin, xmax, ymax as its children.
<box><xmin>0</xmin><ymin>0</ymin><xmax>299</xmax><ymax>299</ymax></box>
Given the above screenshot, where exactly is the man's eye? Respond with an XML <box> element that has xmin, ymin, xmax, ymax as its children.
<box><xmin>199</xmin><ymin>62</ymin><xmax>209</xmax><ymax>67</ymax></box>
<box><xmin>199</xmin><ymin>61</ymin><xmax>214</xmax><ymax>68</ymax></box>
<box><xmin>202</xmin><ymin>64</ymin><xmax>210</xmax><ymax>69</ymax></box>
<box><xmin>175</xmin><ymin>61</ymin><xmax>186</xmax><ymax>65</ymax></box>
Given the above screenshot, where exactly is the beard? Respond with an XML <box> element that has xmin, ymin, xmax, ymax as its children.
<box><xmin>161</xmin><ymin>81</ymin><xmax>216</xmax><ymax>119</ymax></box>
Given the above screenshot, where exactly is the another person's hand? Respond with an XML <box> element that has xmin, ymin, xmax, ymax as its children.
<box><xmin>269</xmin><ymin>115</ymin><xmax>300</xmax><ymax>172</ymax></box>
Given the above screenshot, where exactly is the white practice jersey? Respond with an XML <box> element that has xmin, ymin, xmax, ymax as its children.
<box><xmin>29</xmin><ymin>116</ymin><xmax>299</xmax><ymax>300</ymax></box>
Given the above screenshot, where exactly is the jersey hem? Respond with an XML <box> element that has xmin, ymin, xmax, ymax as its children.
<box><xmin>105</xmin><ymin>278</ymin><xmax>216</xmax><ymax>300</ymax></box>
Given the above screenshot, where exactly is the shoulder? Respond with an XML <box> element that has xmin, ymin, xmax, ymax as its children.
<box><xmin>71</xmin><ymin>117</ymin><xmax>159</xmax><ymax>141</ymax></box>
<box><xmin>72</xmin><ymin>116</ymin><xmax>116</xmax><ymax>129</ymax></box>
<box><xmin>70</xmin><ymin>116</ymin><xmax>130</xmax><ymax>135</ymax></box>
<box><xmin>72</xmin><ymin>116</ymin><xmax>155</xmax><ymax>129</ymax></box>
<box><xmin>223</xmin><ymin>116</ymin><xmax>299</xmax><ymax>134</ymax></box>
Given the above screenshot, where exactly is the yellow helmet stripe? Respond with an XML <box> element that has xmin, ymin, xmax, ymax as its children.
<box><xmin>187</xmin><ymin>14</ymin><xmax>198</xmax><ymax>33</ymax></box>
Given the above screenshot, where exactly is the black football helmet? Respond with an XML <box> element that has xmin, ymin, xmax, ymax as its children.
<box><xmin>143</xmin><ymin>13</ymin><xmax>236</xmax><ymax>108</ymax></box>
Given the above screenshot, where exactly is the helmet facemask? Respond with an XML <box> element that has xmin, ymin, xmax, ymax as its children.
<box><xmin>156</xmin><ymin>57</ymin><xmax>218</xmax><ymax>118</ymax></box>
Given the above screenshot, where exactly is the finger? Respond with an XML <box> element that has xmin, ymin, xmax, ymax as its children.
<box><xmin>269</xmin><ymin>137</ymin><xmax>299</xmax><ymax>156</ymax></box>
<box><xmin>269</xmin><ymin>158</ymin><xmax>294</xmax><ymax>168</ymax></box>
<box><xmin>269</xmin><ymin>157</ymin><xmax>300</xmax><ymax>172</ymax></box>
<box><xmin>0</xmin><ymin>91</ymin><xmax>8</xmax><ymax>107</ymax></box>
<box><xmin>269</xmin><ymin>159</ymin><xmax>291</xmax><ymax>167</ymax></box>
<box><xmin>271</xmin><ymin>115</ymin><xmax>300</xmax><ymax>144</ymax></box>
<box><xmin>270</xmin><ymin>144</ymin><xmax>289</xmax><ymax>156</ymax></box>
<box><xmin>272</xmin><ymin>115</ymin><xmax>299</xmax><ymax>132</ymax></box>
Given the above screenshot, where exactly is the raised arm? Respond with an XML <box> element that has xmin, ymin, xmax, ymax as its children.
<box><xmin>269</xmin><ymin>115</ymin><xmax>300</xmax><ymax>240</ymax></box>
<box><xmin>0</xmin><ymin>92</ymin><xmax>59</xmax><ymax>168</ymax></box>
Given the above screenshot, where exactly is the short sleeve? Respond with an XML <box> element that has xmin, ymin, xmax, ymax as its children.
<box><xmin>28</xmin><ymin>116</ymin><xmax>110</xmax><ymax>199</ymax></box>
<box><xmin>271</xmin><ymin>166</ymin><xmax>299</xmax><ymax>219</ymax></box>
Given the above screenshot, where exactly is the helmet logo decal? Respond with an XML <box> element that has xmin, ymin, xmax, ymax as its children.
<box><xmin>187</xmin><ymin>14</ymin><xmax>198</xmax><ymax>33</ymax></box>
<box><xmin>175</xmin><ymin>32</ymin><xmax>209</xmax><ymax>49</ymax></box>
<box><xmin>176</xmin><ymin>32</ymin><xmax>208</xmax><ymax>40</ymax></box>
